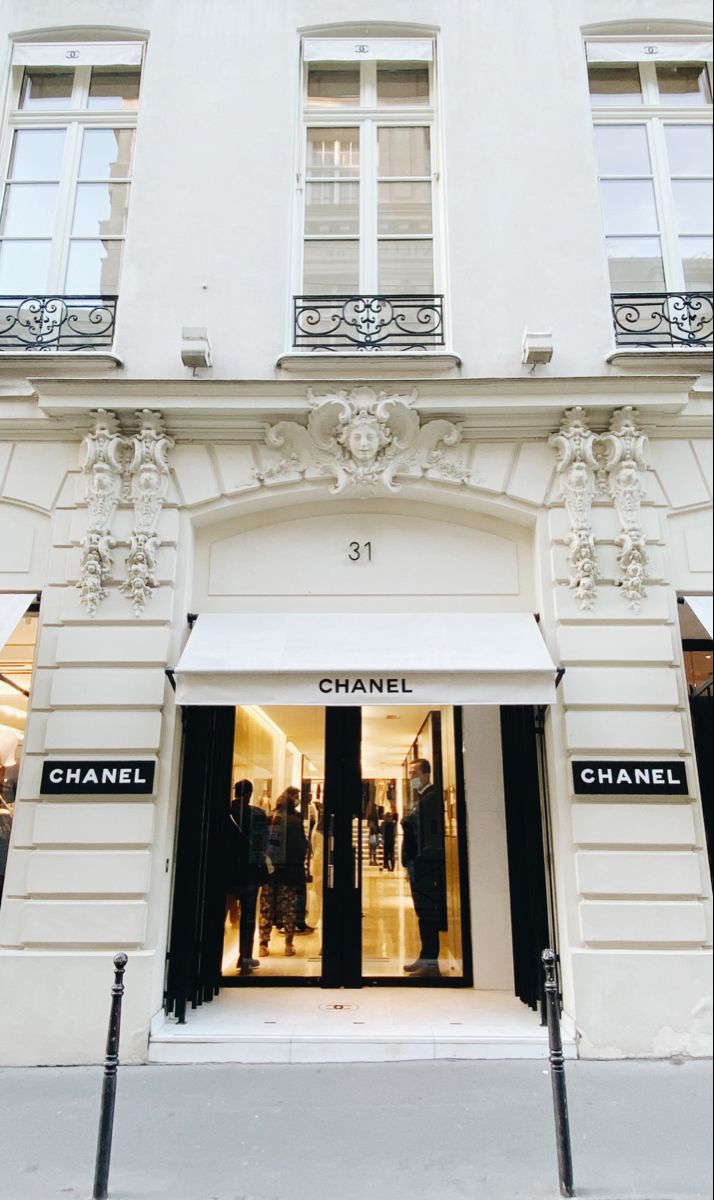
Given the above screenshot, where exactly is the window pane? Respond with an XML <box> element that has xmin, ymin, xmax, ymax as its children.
<box><xmin>378</xmin><ymin>127</ymin><xmax>431</xmax><ymax>177</ymax></box>
<box><xmin>600</xmin><ymin>180</ymin><xmax>659</xmax><ymax>234</ymax></box>
<box><xmin>588</xmin><ymin>66</ymin><xmax>642</xmax><ymax>106</ymax></box>
<box><xmin>664</xmin><ymin>125</ymin><xmax>713</xmax><ymax>175</ymax></box>
<box><xmin>8</xmin><ymin>130</ymin><xmax>65</xmax><ymax>180</ymax></box>
<box><xmin>20</xmin><ymin>69</ymin><xmax>73</xmax><ymax>110</ymax></box>
<box><xmin>606</xmin><ymin>237</ymin><xmax>665</xmax><ymax>291</ymax></box>
<box><xmin>0</xmin><ymin>241</ymin><xmax>51</xmax><ymax>292</ymax></box>
<box><xmin>307</xmin><ymin>67</ymin><xmax>360</xmax><ymax>107</ymax></box>
<box><xmin>65</xmin><ymin>239</ymin><xmax>123</xmax><ymax>294</ymax></box>
<box><xmin>378</xmin><ymin>240</ymin><xmax>433</xmax><ymax>291</ymax></box>
<box><xmin>306</xmin><ymin>129</ymin><xmax>359</xmax><ymax>177</ymax></box>
<box><xmin>303</xmin><ymin>240</ymin><xmax>359</xmax><ymax>293</ymax></box>
<box><xmin>79</xmin><ymin>129</ymin><xmax>135</xmax><ymax>179</ymax></box>
<box><xmin>378</xmin><ymin>182</ymin><xmax>432</xmax><ymax>235</ymax></box>
<box><xmin>72</xmin><ymin>183</ymin><xmax>130</xmax><ymax>237</ymax></box>
<box><xmin>594</xmin><ymin>125</ymin><xmax>651</xmax><ymax>175</ymax></box>
<box><xmin>680</xmin><ymin>236</ymin><xmax>713</xmax><ymax>289</ymax></box>
<box><xmin>87</xmin><ymin>69</ymin><xmax>141</xmax><ymax>110</ymax></box>
<box><xmin>377</xmin><ymin>66</ymin><xmax>429</xmax><ymax>106</ymax></box>
<box><xmin>657</xmin><ymin>64</ymin><xmax>712</xmax><ymax>106</ymax></box>
<box><xmin>305</xmin><ymin>182</ymin><xmax>359</xmax><ymax>235</ymax></box>
<box><xmin>672</xmin><ymin>180</ymin><xmax>713</xmax><ymax>234</ymax></box>
<box><xmin>0</xmin><ymin>184</ymin><xmax>59</xmax><ymax>236</ymax></box>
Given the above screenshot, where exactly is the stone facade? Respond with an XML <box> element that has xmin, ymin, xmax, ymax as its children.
<box><xmin>0</xmin><ymin>0</ymin><xmax>711</xmax><ymax>1064</ymax></box>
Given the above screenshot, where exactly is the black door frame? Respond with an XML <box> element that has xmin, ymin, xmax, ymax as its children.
<box><xmin>164</xmin><ymin>702</ymin><xmax>555</xmax><ymax>1010</ymax></box>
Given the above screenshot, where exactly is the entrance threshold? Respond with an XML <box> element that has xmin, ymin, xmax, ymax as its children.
<box><xmin>149</xmin><ymin>989</ymin><xmax>577</xmax><ymax>1064</ymax></box>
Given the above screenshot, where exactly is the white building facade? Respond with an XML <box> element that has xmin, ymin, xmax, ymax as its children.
<box><xmin>0</xmin><ymin>0</ymin><xmax>711</xmax><ymax>1066</ymax></box>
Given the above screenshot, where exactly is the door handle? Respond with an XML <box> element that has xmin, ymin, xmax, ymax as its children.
<box><xmin>327</xmin><ymin>813</ymin><xmax>335</xmax><ymax>890</ymax></box>
<box><xmin>352</xmin><ymin>815</ymin><xmax>360</xmax><ymax>889</ymax></box>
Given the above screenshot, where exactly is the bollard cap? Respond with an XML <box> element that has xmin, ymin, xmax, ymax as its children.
<box><xmin>113</xmin><ymin>952</ymin><xmax>128</xmax><ymax>970</ymax></box>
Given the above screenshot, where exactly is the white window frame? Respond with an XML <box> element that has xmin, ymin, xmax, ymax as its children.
<box><xmin>0</xmin><ymin>60</ymin><xmax>140</xmax><ymax>298</ymax></box>
<box><xmin>589</xmin><ymin>51</ymin><xmax>713</xmax><ymax>295</ymax></box>
<box><xmin>294</xmin><ymin>49</ymin><xmax>444</xmax><ymax>301</ymax></box>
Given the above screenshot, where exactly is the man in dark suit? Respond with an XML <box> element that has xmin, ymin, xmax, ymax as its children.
<box><xmin>226</xmin><ymin>779</ymin><xmax>268</xmax><ymax>975</ymax></box>
<box><xmin>401</xmin><ymin>758</ymin><xmax>447</xmax><ymax>978</ymax></box>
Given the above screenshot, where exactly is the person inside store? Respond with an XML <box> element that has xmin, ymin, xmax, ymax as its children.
<box><xmin>382</xmin><ymin>809</ymin><xmax>396</xmax><ymax>872</ymax></box>
<box><xmin>306</xmin><ymin>802</ymin><xmax>324</xmax><ymax>934</ymax></box>
<box><xmin>401</xmin><ymin>758</ymin><xmax>447</xmax><ymax>978</ymax></box>
<box><xmin>225</xmin><ymin>778</ymin><xmax>269</xmax><ymax>976</ymax></box>
<box><xmin>0</xmin><ymin>732</ymin><xmax>20</xmax><ymax>902</ymax></box>
<box><xmin>258</xmin><ymin>786</ymin><xmax>308</xmax><ymax>958</ymax></box>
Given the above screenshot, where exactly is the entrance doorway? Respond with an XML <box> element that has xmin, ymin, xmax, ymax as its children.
<box><xmin>164</xmin><ymin>702</ymin><xmax>552</xmax><ymax>1020</ymax></box>
<box><xmin>220</xmin><ymin>704</ymin><xmax>470</xmax><ymax>987</ymax></box>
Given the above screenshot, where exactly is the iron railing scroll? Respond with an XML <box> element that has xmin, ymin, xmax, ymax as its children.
<box><xmin>0</xmin><ymin>295</ymin><xmax>117</xmax><ymax>351</ymax></box>
<box><xmin>611</xmin><ymin>291</ymin><xmax>713</xmax><ymax>348</ymax></box>
<box><xmin>293</xmin><ymin>293</ymin><xmax>445</xmax><ymax>351</ymax></box>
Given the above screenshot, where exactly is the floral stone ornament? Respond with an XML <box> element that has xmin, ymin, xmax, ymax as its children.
<box><xmin>256</xmin><ymin>387</ymin><xmax>469</xmax><ymax>495</ymax></box>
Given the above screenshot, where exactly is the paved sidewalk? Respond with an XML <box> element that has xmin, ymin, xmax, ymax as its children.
<box><xmin>0</xmin><ymin>1059</ymin><xmax>711</xmax><ymax>1200</ymax></box>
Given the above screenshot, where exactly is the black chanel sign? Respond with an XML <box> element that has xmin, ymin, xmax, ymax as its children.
<box><xmin>41</xmin><ymin>760</ymin><xmax>156</xmax><ymax>795</ymax></box>
<box><xmin>572</xmin><ymin>760</ymin><xmax>688</xmax><ymax>796</ymax></box>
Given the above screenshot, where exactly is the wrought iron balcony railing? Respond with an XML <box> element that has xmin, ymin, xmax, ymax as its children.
<box><xmin>611</xmin><ymin>291</ymin><xmax>713</xmax><ymax>348</ymax></box>
<box><xmin>293</xmin><ymin>293</ymin><xmax>445</xmax><ymax>351</ymax></box>
<box><xmin>0</xmin><ymin>295</ymin><xmax>117</xmax><ymax>351</ymax></box>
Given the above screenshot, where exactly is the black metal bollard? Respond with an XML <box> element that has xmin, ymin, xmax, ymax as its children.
<box><xmin>542</xmin><ymin>948</ymin><xmax>574</xmax><ymax>1198</ymax></box>
<box><xmin>92</xmin><ymin>953</ymin><xmax>128</xmax><ymax>1200</ymax></box>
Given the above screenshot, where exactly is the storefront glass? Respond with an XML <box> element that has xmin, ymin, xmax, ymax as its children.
<box><xmin>221</xmin><ymin>704</ymin><xmax>467</xmax><ymax>984</ymax></box>
<box><xmin>0</xmin><ymin>604</ymin><xmax>37</xmax><ymax>900</ymax></box>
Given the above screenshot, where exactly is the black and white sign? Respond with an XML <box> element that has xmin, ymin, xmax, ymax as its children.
<box><xmin>572</xmin><ymin>760</ymin><xmax>688</xmax><ymax>796</ymax></box>
<box><xmin>41</xmin><ymin>760</ymin><xmax>156</xmax><ymax>795</ymax></box>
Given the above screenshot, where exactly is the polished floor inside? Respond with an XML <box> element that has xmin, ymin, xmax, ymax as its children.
<box><xmin>222</xmin><ymin>858</ymin><xmax>464</xmax><ymax>980</ymax></box>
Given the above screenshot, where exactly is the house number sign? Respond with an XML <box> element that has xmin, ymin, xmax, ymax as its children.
<box><xmin>348</xmin><ymin>541</ymin><xmax>372</xmax><ymax>561</ymax></box>
<box><xmin>41</xmin><ymin>759</ymin><xmax>156</xmax><ymax>794</ymax></box>
<box><xmin>572</xmin><ymin>759</ymin><xmax>688</xmax><ymax>796</ymax></box>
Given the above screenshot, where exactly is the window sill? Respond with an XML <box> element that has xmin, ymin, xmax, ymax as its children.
<box><xmin>277</xmin><ymin>350</ymin><xmax>462</xmax><ymax>378</ymax></box>
<box><xmin>607</xmin><ymin>346</ymin><xmax>713</xmax><ymax>371</ymax></box>
<box><xmin>0</xmin><ymin>350</ymin><xmax>123</xmax><ymax>375</ymax></box>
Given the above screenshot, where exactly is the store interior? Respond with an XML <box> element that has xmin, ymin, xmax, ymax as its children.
<box><xmin>221</xmin><ymin>704</ymin><xmax>465</xmax><ymax>982</ymax></box>
<box><xmin>0</xmin><ymin>605</ymin><xmax>36</xmax><ymax>897</ymax></box>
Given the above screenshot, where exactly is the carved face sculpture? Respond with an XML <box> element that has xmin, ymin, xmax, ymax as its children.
<box><xmin>346</xmin><ymin>420</ymin><xmax>381</xmax><ymax>464</ymax></box>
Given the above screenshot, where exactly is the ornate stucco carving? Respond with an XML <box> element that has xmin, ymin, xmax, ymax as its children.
<box><xmin>77</xmin><ymin>409</ymin><xmax>127</xmax><ymax>615</ymax></box>
<box><xmin>599</xmin><ymin>406</ymin><xmax>649</xmax><ymax>611</ymax></box>
<box><xmin>120</xmin><ymin>410</ymin><xmax>174</xmax><ymax>616</ymax></box>
<box><xmin>255</xmin><ymin>387</ymin><xmax>469</xmax><ymax>495</ymax></box>
<box><xmin>549</xmin><ymin>407</ymin><xmax>600</xmax><ymax>610</ymax></box>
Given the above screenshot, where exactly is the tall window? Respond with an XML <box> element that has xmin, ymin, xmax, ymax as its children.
<box><xmin>0</xmin><ymin>43</ymin><xmax>142</xmax><ymax>300</ymax></box>
<box><xmin>588</xmin><ymin>44</ymin><xmax>712</xmax><ymax>297</ymax></box>
<box><xmin>301</xmin><ymin>41</ymin><xmax>437</xmax><ymax>296</ymax></box>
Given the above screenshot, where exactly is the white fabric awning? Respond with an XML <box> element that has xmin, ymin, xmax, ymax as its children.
<box><xmin>0</xmin><ymin>594</ymin><xmax>35</xmax><ymax>654</ymax></box>
<box><xmin>174</xmin><ymin>613</ymin><xmax>558</xmax><ymax>707</ymax></box>
<box><xmin>12</xmin><ymin>42</ymin><xmax>144</xmax><ymax>67</ymax></box>
<box><xmin>303</xmin><ymin>38</ymin><xmax>433</xmax><ymax>62</ymax></box>
<box><xmin>586</xmin><ymin>40</ymin><xmax>713</xmax><ymax>64</ymax></box>
<box><xmin>681</xmin><ymin>595</ymin><xmax>713</xmax><ymax>640</ymax></box>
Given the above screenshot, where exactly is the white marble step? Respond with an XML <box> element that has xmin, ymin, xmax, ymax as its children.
<box><xmin>149</xmin><ymin>988</ymin><xmax>578</xmax><ymax>1064</ymax></box>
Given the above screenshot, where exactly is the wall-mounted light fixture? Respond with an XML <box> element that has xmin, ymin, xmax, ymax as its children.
<box><xmin>180</xmin><ymin>327</ymin><xmax>212</xmax><ymax>369</ymax></box>
<box><xmin>522</xmin><ymin>329</ymin><xmax>553</xmax><ymax>366</ymax></box>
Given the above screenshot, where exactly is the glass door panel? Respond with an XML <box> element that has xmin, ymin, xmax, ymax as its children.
<box><xmin>221</xmin><ymin>705</ymin><xmax>326</xmax><ymax>981</ymax></box>
<box><xmin>360</xmin><ymin>705</ymin><xmax>466</xmax><ymax>981</ymax></box>
<box><xmin>220</xmin><ymin>703</ymin><xmax>468</xmax><ymax>987</ymax></box>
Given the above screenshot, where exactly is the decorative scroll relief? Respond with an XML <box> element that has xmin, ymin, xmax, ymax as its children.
<box><xmin>121</xmin><ymin>410</ymin><xmax>174</xmax><ymax>616</ymax></box>
<box><xmin>77</xmin><ymin>409</ymin><xmax>127</xmax><ymax>615</ymax></box>
<box><xmin>255</xmin><ymin>387</ymin><xmax>469</xmax><ymax>495</ymax></box>
<box><xmin>599</xmin><ymin>407</ymin><xmax>649</xmax><ymax>612</ymax></box>
<box><xmin>549</xmin><ymin>408</ymin><xmax>600</xmax><ymax>611</ymax></box>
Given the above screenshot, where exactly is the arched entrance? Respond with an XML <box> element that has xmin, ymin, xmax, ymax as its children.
<box><xmin>163</xmin><ymin>493</ymin><xmax>558</xmax><ymax>1019</ymax></box>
